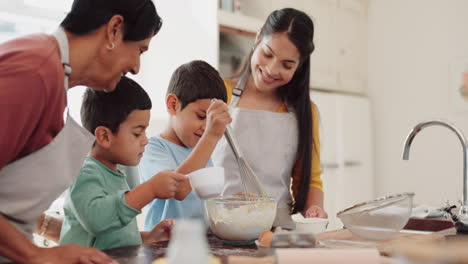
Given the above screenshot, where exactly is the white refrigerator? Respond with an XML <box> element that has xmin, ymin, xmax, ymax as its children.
<box><xmin>311</xmin><ymin>91</ymin><xmax>375</xmax><ymax>230</ymax></box>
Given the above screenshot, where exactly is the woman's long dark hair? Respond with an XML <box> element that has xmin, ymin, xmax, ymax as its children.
<box><xmin>233</xmin><ymin>8</ymin><xmax>315</xmax><ymax>214</ymax></box>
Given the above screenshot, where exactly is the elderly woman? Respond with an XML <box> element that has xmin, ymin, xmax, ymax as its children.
<box><xmin>0</xmin><ymin>0</ymin><xmax>162</xmax><ymax>263</ymax></box>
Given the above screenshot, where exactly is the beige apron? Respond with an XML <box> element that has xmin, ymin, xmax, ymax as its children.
<box><xmin>212</xmin><ymin>78</ymin><xmax>298</xmax><ymax>227</ymax></box>
<box><xmin>0</xmin><ymin>28</ymin><xmax>94</xmax><ymax>252</ymax></box>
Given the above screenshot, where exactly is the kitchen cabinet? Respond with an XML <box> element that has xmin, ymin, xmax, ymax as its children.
<box><xmin>311</xmin><ymin>91</ymin><xmax>374</xmax><ymax>230</ymax></box>
<box><xmin>335</xmin><ymin>0</ymin><xmax>368</xmax><ymax>94</ymax></box>
<box><xmin>270</xmin><ymin>0</ymin><xmax>368</xmax><ymax>94</ymax></box>
<box><xmin>271</xmin><ymin>0</ymin><xmax>339</xmax><ymax>90</ymax></box>
<box><xmin>218</xmin><ymin>9</ymin><xmax>263</xmax><ymax>37</ymax></box>
<box><xmin>217</xmin><ymin>9</ymin><xmax>261</xmax><ymax>78</ymax></box>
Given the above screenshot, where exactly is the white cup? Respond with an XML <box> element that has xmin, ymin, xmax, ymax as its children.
<box><xmin>187</xmin><ymin>167</ymin><xmax>224</xmax><ymax>199</ymax></box>
<box><xmin>292</xmin><ymin>214</ymin><xmax>329</xmax><ymax>234</ymax></box>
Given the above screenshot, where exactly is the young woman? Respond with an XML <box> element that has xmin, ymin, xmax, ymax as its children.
<box><xmin>213</xmin><ymin>8</ymin><xmax>328</xmax><ymax>228</ymax></box>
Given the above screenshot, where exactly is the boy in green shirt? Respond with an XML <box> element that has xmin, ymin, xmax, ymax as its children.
<box><xmin>60</xmin><ymin>77</ymin><xmax>186</xmax><ymax>250</ymax></box>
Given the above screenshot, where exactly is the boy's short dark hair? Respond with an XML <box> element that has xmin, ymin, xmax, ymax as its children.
<box><xmin>167</xmin><ymin>60</ymin><xmax>227</xmax><ymax>110</ymax></box>
<box><xmin>61</xmin><ymin>0</ymin><xmax>162</xmax><ymax>41</ymax></box>
<box><xmin>81</xmin><ymin>76</ymin><xmax>152</xmax><ymax>134</ymax></box>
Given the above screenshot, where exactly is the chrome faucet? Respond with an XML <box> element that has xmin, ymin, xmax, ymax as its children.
<box><xmin>402</xmin><ymin>119</ymin><xmax>468</xmax><ymax>233</ymax></box>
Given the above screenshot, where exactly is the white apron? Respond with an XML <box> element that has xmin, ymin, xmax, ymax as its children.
<box><xmin>212</xmin><ymin>79</ymin><xmax>298</xmax><ymax>227</ymax></box>
<box><xmin>0</xmin><ymin>28</ymin><xmax>94</xmax><ymax>247</ymax></box>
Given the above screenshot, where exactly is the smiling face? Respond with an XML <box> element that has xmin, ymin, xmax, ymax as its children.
<box><xmin>108</xmin><ymin>109</ymin><xmax>150</xmax><ymax>166</ymax></box>
<box><xmin>167</xmin><ymin>98</ymin><xmax>212</xmax><ymax>148</ymax></box>
<box><xmin>250</xmin><ymin>32</ymin><xmax>301</xmax><ymax>95</ymax></box>
<box><xmin>88</xmin><ymin>36</ymin><xmax>152</xmax><ymax>92</ymax></box>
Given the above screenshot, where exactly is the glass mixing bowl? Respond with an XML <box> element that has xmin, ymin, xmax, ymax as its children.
<box><xmin>337</xmin><ymin>192</ymin><xmax>414</xmax><ymax>240</ymax></box>
<box><xmin>205</xmin><ymin>195</ymin><xmax>277</xmax><ymax>242</ymax></box>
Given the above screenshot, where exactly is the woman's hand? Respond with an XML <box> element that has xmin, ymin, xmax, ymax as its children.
<box><xmin>143</xmin><ymin>219</ymin><xmax>175</xmax><ymax>245</ymax></box>
<box><xmin>303</xmin><ymin>205</ymin><xmax>328</xmax><ymax>218</ymax></box>
<box><xmin>29</xmin><ymin>244</ymin><xmax>117</xmax><ymax>264</ymax></box>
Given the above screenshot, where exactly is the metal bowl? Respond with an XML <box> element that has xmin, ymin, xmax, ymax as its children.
<box><xmin>205</xmin><ymin>195</ymin><xmax>277</xmax><ymax>241</ymax></box>
<box><xmin>337</xmin><ymin>192</ymin><xmax>414</xmax><ymax>240</ymax></box>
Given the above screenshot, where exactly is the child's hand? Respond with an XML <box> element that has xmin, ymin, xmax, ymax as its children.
<box><xmin>205</xmin><ymin>99</ymin><xmax>232</xmax><ymax>139</ymax></box>
<box><xmin>303</xmin><ymin>205</ymin><xmax>328</xmax><ymax>218</ymax></box>
<box><xmin>151</xmin><ymin>171</ymin><xmax>187</xmax><ymax>199</ymax></box>
<box><xmin>143</xmin><ymin>219</ymin><xmax>175</xmax><ymax>244</ymax></box>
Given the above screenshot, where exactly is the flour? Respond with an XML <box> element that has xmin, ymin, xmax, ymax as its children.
<box><xmin>207</xmin><ymin>202</ymin><xmax>276</xmax><ymax>241</ymax></box>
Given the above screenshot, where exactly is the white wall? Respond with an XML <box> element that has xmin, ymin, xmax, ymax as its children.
<box><xmin>132</xmin><ymin>1</ymin><xmax>218</xmax><ymax>136</ymax></box>
<box><xmin>368</xmin><ymin>0</ymin><xmax>468</xmax><ymax>205</ymax></box>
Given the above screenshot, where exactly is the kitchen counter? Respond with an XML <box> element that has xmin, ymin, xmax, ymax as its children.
<box><xmin>104</xmin><ymin>234</ymin><xmax>263</xmax><ymax>264</ymax></box>
<box><xmin>105</xmin><ymin>233</ymin><xmax>396</xmax><ymax>264</ymax></box>
<box><xmin>104</xmin><ymin>218</ymin><xmax>464</xmax><ymax>264</ymax></box>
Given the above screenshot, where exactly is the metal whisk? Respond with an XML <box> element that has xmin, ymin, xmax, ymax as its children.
<box><xmin>224</xmin><ymin>125</ymin><xmax>267</xmax><ymax>199</ymax></box>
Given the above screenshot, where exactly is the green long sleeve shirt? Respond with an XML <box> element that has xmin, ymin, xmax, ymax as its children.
<box><xmin>60</xmin><ymin>157</ymin><xmax>142</xmax><ymax>250</ymax></box>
